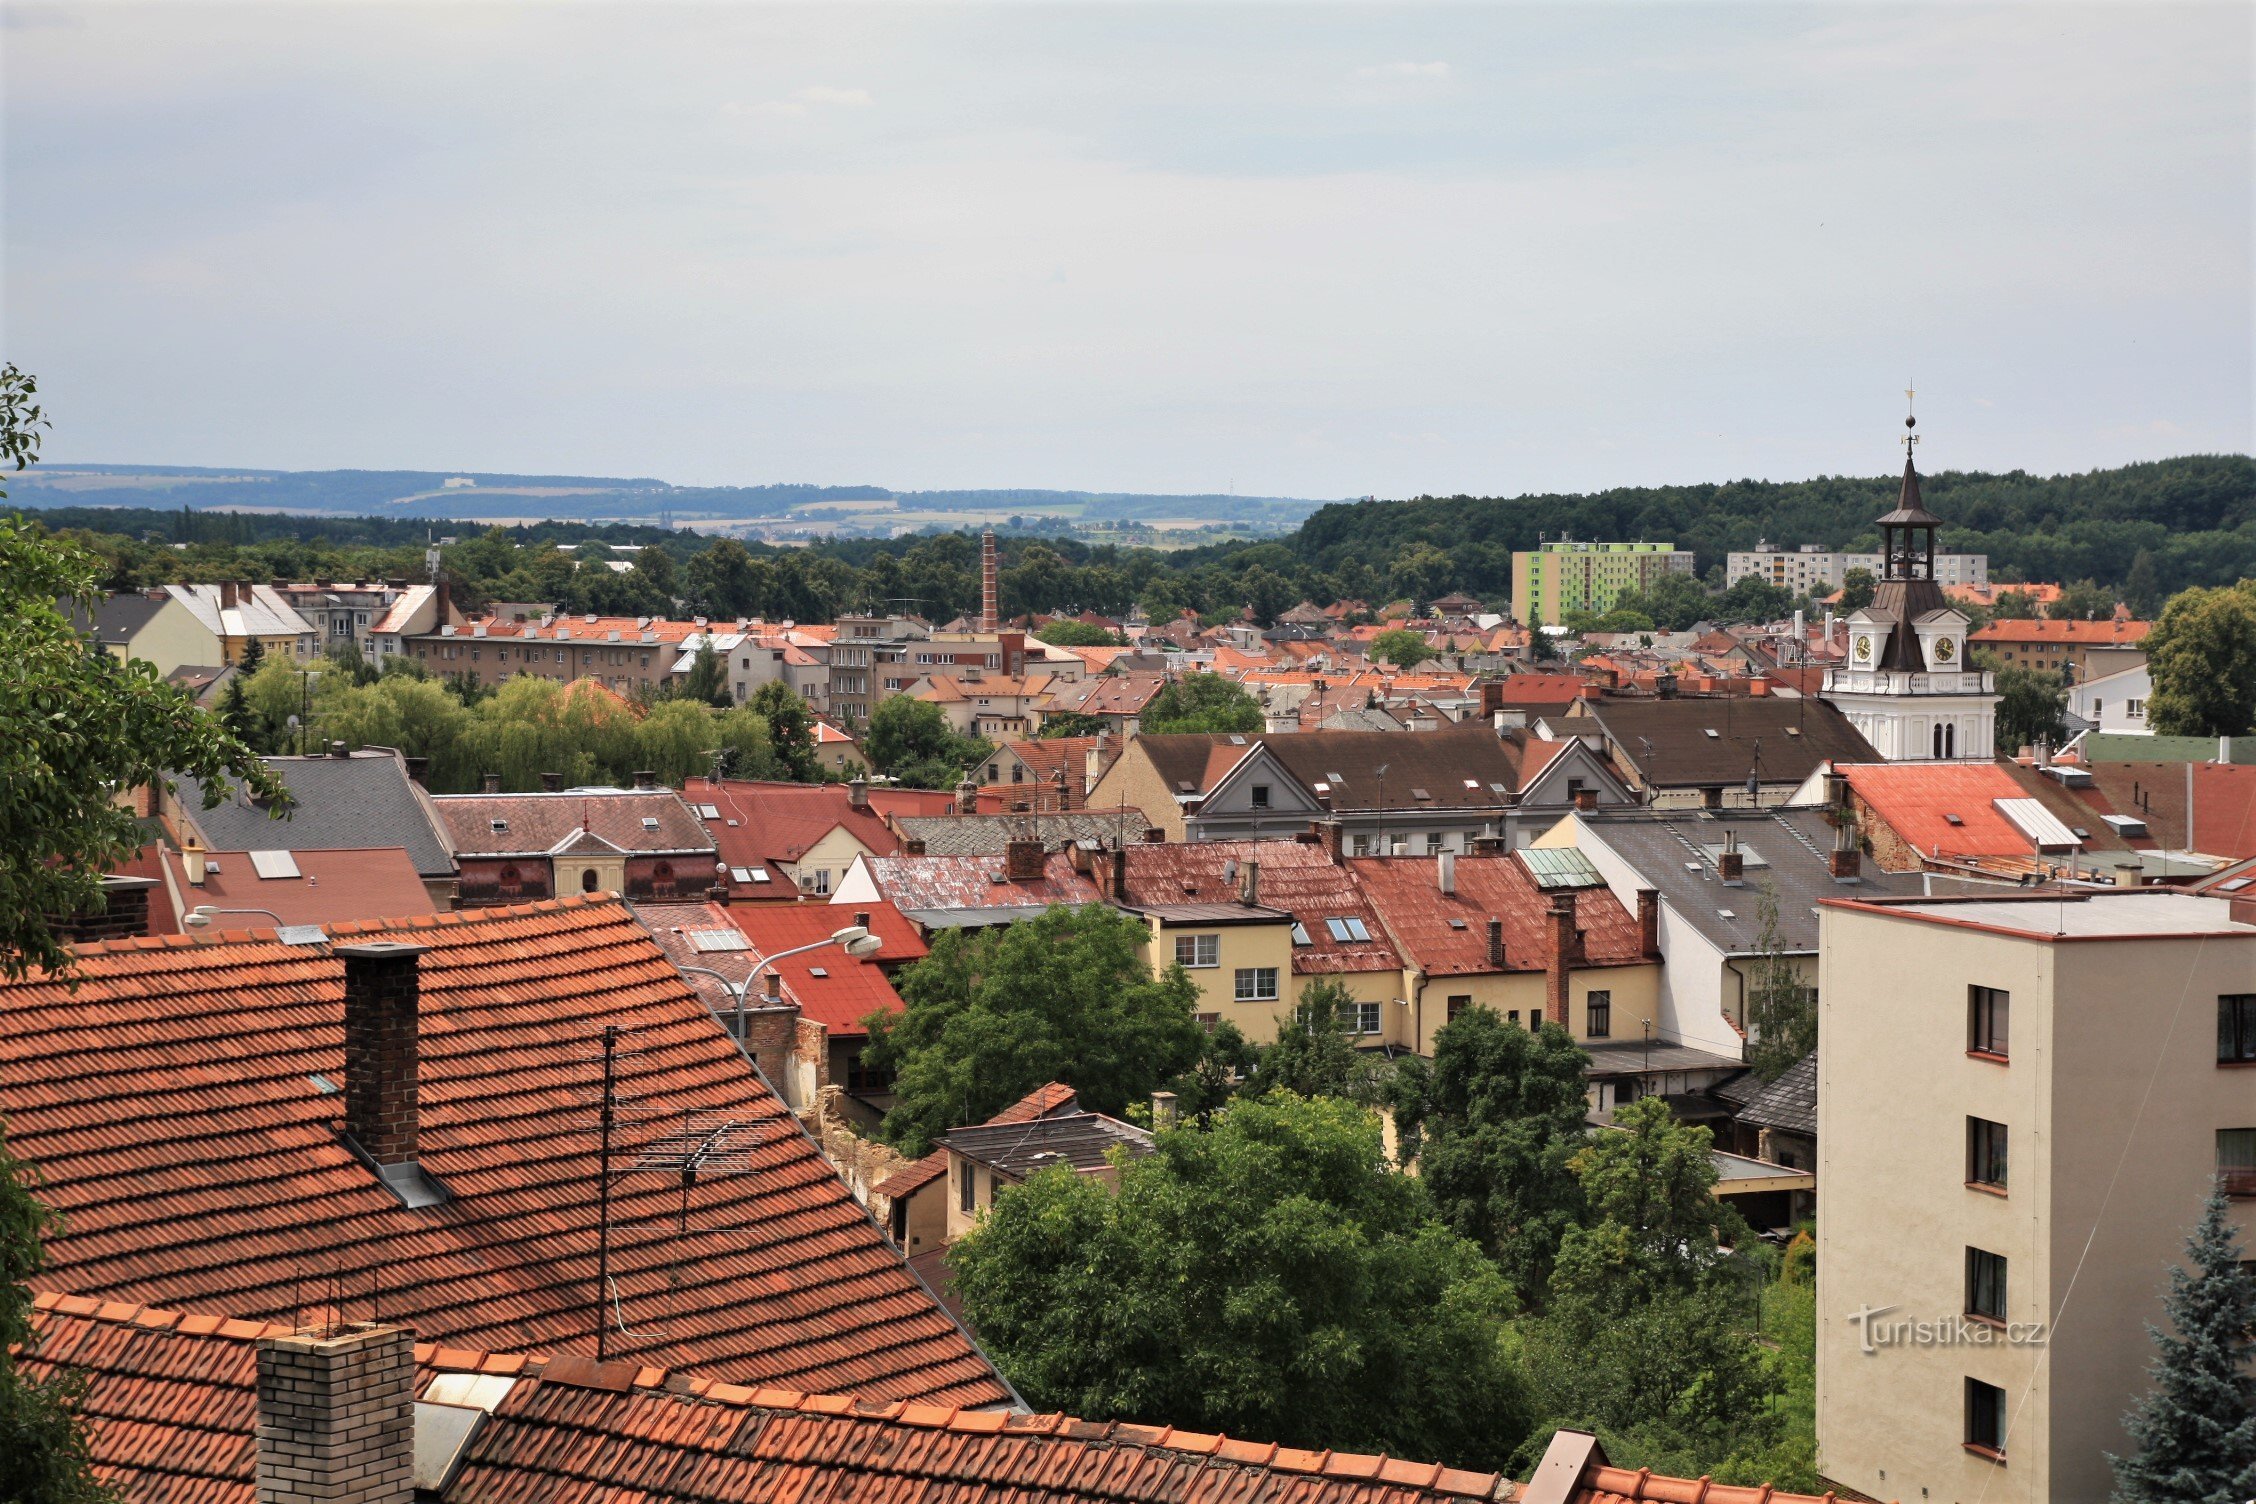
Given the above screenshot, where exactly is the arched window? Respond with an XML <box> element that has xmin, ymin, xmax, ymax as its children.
<box><xmin>1933</xmin><ymin>724</ymin><xmax>1945</xmax><ymax>759</ymax></box>
<box><xmin>1944</xmin><ymin>723</ymin><xmax>1957</xmax><ymax>759</ymax></box>
<box><xmin>581</xmin><ymin>868</ymin><xmax>600</xmax><ymax>893</ymax></box>
<box><xmin>497</xmin><ymin>863</ymin><xmax>523</xmax><ymax>899</ymax></box>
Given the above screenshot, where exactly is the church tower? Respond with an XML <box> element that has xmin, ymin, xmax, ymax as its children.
<box><xmin>1821</xmin><ymin>407</ymin><xmax>1998</xmax><ymax>760</ymax></box>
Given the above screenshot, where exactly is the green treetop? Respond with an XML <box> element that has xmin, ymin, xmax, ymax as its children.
<box><xmin>2109</xmin><ymin>1186</ymin><xmax>2256</xmax><ymax>1503</ymax></box>
<box><xmin>1140</xmin><ymin>672</ymin><xmax>1263</xmax><ymax>735</ymax></box>
<box><xmin>2144</xmin><ymin>581</ymin><xmax>2256</xmax><ymax>737</ymax></box>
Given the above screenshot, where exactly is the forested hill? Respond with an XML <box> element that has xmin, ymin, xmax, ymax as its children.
<box><xmin>1207</xmin><ymin>454</ymin><xmax>2253</xmax><ymax>607</ymax></box>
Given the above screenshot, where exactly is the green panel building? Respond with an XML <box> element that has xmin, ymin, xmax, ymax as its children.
<box><xmin>1510</xmin><ymin>540</ymin><xmax>1697</xmax><ymax>627</ymax></box>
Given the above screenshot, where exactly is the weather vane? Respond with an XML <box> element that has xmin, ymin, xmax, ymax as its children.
<box><xmin>1902</xmin><ymin>384</ymin><xmax>1918</xmax><ymax>449</ymax></box>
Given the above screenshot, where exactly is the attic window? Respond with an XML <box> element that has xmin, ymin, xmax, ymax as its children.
<box><xmin>1703</xmin><ymin>728</ymin><xmax>1721</xmax><ymax>739</ymax></box>
<box><xmin>1784</xmin><ymin>726</ymin><xmax>1801</xmax><ymax>737</ymax></box>
<box><xmin>807</xmin><ymin>966</ymin><xmax>829</xmax><ymax>978</ymax></box>
<box><xmin>1290</xmin><ymin>923</ymin><xmax>1311</xmax><ymax>946</ymax></box>
<box><xmin>698</xmin><ymin>804</ymin><xmax>722</xmax><ymax>819</ymax></box>
<box><xmin>1228</xmin><ymin>735</ymin><xmax>1247</xmax><ymax>745</ymax></box>
<box><xmin>1944</xmin><ymin>813</ymin><xmax>1965</xmax><ymax>826</ymax></box>
<box><xmin>1489</xmin><ymin>782</ymin><xmax>1509</xmax><ymax>795</ymax></box>
<box><xmin>490</xmin><ymin>819</ymin><xmax>508</xmax><ymax>834</ymax></box>
<box><xmin>748</xmin><ymin>867</ymin><xmax>772</xmax><ymax>883</ymax></box>
<box><xmin>1325</xmin><ymin>917</ymin><xmax>1372</xmax><ymax>943</ymax></box>
<box><xmin>688</xmin><ymin>929</ymin><xmax>750</xmax><ymax>953</ymax></box>
<box><xmin>1327</xmin><ymin>772</ymin><xmax>1345</xmax><ymax>784</ymax></box>
<box><xmin>1313</xmin><ymin>782</ymin><xmax>1331</xmax><ymax>795</ymax></box>
<box><xmin>1448</xmin><ymin>918</ymin><xmax>1468</xmax><ymax>930</ymax></box>
<box><xmin>1717</xmin><ymin>908</ymin><xmax>1737</xmax><ymax>920</ymax></box>
<box><xmin>641</xmin><ymin>816</ymin><xmax>661</xmax><ymax>830</ymax></box>
<box><xmin>308</xmin><ymin>1074</ymin><xmax>339</xmax><ymax>1095</ymax></box>
<box><xmin>249</xmin><ymin>849</ymin><xmax>300</xmax><ymax>879</ymax></box>
<box><xmin>1411</xmin><ymin>788</ymin><xmax>1432</xmax><ymax>801</ymax></box>
<box><xmin>1464</xmin><ymin>779</ymin><xmax>1481</xmax><ymax>790</ymax></box>
<box><xmin>729</xmin><ymin>867</ymin><xmax>756</xmax><ymax>883</ymax></box>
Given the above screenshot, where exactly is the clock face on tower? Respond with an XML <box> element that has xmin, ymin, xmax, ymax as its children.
<box><xmin>1934</xmin><ymin>636</ymin><xmax>1956</xmax><ymax>663</ymax></box>
<box><xmin>1854</xmin><ymin>634</ymin><xmax>1873</xmax><ymax>664</ymax></box>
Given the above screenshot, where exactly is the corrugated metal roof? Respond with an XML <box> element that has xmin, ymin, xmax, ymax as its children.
<box><xmin>1993</xmin><ymin>796</ymin><xmax>2081</xmax><ymax>852</ymax></box>
<box><xmin>1515</xmin><ymin>847</ymin><xmax>1606</xmax><ymax>890</ymax></box>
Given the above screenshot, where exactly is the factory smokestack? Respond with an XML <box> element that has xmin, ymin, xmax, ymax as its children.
<box><xmin>980</xmin><ymin>528</ymin><xmax>999</xmax><ymax>632</ymax></box>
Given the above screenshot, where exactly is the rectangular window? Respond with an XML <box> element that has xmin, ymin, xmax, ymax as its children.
<box><xmin>1234</xmin><ymin>967</ymin><xmax>1279</xmax><ymax>1002</ymax></box>
<box><xmin>1585</xmin><ymin>991</ymin><xmax>1612</xmax><ymax>1038</ymax></box>
<box><xmin>1969</xmin><ymin>986</ymin><xmax>2010</xmax><ymax>1059</ymax></box>
<box><xmin>2220</xmin><ymin>995</ymin><xmax>2256</xmax><ymax>1064</ymax></box>
<box><xmin>1388</xmin><ymin>833</ymin><xmax>1410</xmax><ymax>856</ymax></box>
<box><xmin>1967</xmin><ymin>1117</ymin><xmax>2009</xmax><ymax>1191</ymax></box>
<box><xmin>1250</xmin><ymin>784</ymin><xmax>1271</xmax><ymax>809</ymax></box>
<box><xmin>1447</xmin><ymin>995</ymin><xmax>1472</xmax><ymax>1023</ymax></box>
<box><xmin>1507</xmin><ymin>1009</ymin><xmax>1521</xmax><ymax>1028</ymax></box>
<box><xmin>1354</xmin><ymin>1001</ymin><xmax>1382</xmax><ymax>1035</ymax></box>
<box><xmin>1964</xmin><ymin>1377</ymin><xmax>2008</xmax><ymax>1456</ymax></box>
<box><xmin>1174</xmin><ymin>934</ymin><xmax>1219</xmax><ymax>969</ymax></box>
<box><xmin>1195</xmin><ymin>1011</ymin><xmax>1221</xmax><ymax>1029</ymax></box>
<box><xmin>2220</xmin><ymin>1128</ymin><xmax>2256</xmax><ymax>1197</ymax></box>
<box><xmin>799</xmin><ymin>869</ymin><xmax>831</xmax><ymax>896</ymax></box>
<box><xmin>1426</xmin><ymin>832</ymin><xmax>1446</xmax><ymax>854</ymax></box>
<box><xmin>1352</xmin><ymin>835</ymin><xmax>1373</xmax><ymax>857</ymax></box>
<box><xmin>1966</xmin><ymin>1247</ymin><xmax>2007</xmax><ymax>1322</ymax></box>
<box><xmin>1324</xmin><ymin>916</ymin><xmax>1371</xmax><ymax>943</ymax></box>
<box><xmin>957</xmin><ymin>1157</ymin><xmax>976</xmax><ymax>1215</ymax></box>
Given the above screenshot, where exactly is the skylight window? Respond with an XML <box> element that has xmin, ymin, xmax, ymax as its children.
<box><xmin>1448</xmin><ymin>918</ymin><xmax>1468</xmax><ymax>930</ymax></box>
<box><xmin>248</xmin><ymin>850</ymin><xmax>300</xmax><ymax>880</ymax></box>
<box><xmin>698</xmin><ymin>804</ymin><xmax>722</xmax><ymax>819</ymax></box>
<box><xmin>490</xmin><ymin>819</ymin><xmax>508</xmax><ymax>833</ymax></box>
<box><xmin>729</xmin><ymin>867</ymin><xmax>756</xmax><ymax>883</ymax></box>
<box><xmin>1717</xmin><ymin>909</ymin><xmax>1736</xmax><ymax>920</ymax></box>
<box><xmin>1290</xmin><ymin>923</ymin><xmax>1311</xmax><ymax>946</ymax></box>
<box><xmin>641</xmin><ymin>816</ymin><xmax>661</xmax><ymax>830</ymax></box>
<box><xmin>807</xmin><ymin>966</ymin><xmax>829</xmax><ymax>978</ymax></box>
<box><xmin>1703</xmin><ymin>728</ymin><xmax>1721</xmax><ymax>739</ymax></box>
<box><xmin>1944</xmin><ymin>813</ymin><xmax>1965</xmax><ymax>826</ymax></box>
<box><xmin>1325</xmin><ymin>917</ymin><xmax>1371</xmax><ymax>943</ymax></box>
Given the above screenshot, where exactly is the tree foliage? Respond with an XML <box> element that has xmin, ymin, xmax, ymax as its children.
<box><xmin>1389</xmin><ymin>1008</ymin><xmax>1591</xmax><ymax>1296</ymax></box>
<box><xmin>863</xmin><ymin>696</ymin><xmax>990</xmax><ymax>789</ymax></box>
<box><xmin>1249</xmin><ymin>978</ymin><xmax>1387</xmax><ymax>1105</ymax></box>
<box><xmin>748</xmin><ymin>680</ymin><xmax>820</xmax><ymax>781</ymax></box>
<box><xmin>1980</xmin><ymin>651</ymin><xmax>2068</xmax><ymax>754</ymax></box>
<box><xmin>2144</xmin><ymin>581</ymin><xmax>2256</xmax><ymax>737</ymax></box>
<box><xmin>1034</xmin><ymin>619</ymin><xmax>1120</xmax><ymax>647</ymax></box>
<box><xmin>1369</xmin><ymin>628</ymin><xmax>1436</xmax><ymax>668</ymax></box>
<box><xmin>2109</xmin><ymin>1186</ymin><xmax>2256</xmax><ymax>1503</ymax></box>
<box><xmin>863</xmin><ymin>905</ymin><xmax>1207</xmax><ymax>1156</ymax></box>
<box><xmin>1140</xmin><ymin>672</ymin><xmax>1263</xmax><ymax>735</ymax></box>
<box><xmin>1743</xmin><ymin>882</ymin><xmax>1814</xmax><ymax>1082</ymax></box>
<box><xmin>1836</xmin><ymin>567</ymin><xmax>1877</xmax><ymax>611</ymax></box>
<box><xmin>948</xmin><ymin>1093</ymin><xmax>1531</xmax><ymax>1469</ymax></box>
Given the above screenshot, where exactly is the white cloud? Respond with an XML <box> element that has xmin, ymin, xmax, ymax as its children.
<box><xmin>1355</xmin><ymin>61</ymin><xmax>1449</xmax><ymax>79</ymax></box>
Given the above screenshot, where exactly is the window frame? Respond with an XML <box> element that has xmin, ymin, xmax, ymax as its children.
<box><xmin>2220</xmin><ymin>995</ymin><xmax>2256</xmax><ymax>1065</ymax></box>
<box><xmin>1174</xmin><ymin>933</ymin><xmax>1220</xmax><ymax>969</ymax></box>
<box><xmin>1968</xmin><ymin>985</ymin><xmax>2010</xmax><ymax>1060</ymax></box>
<box><xmin>957</xmin><ymin>1157</ymin><xmax>976</xmax><ymax>1215</ymax></box>
<box><xmin>1233</xmin><ymin>966</ymin><xmax>1280</xmax><ymax>1002</ymax></box>
<box><xmin>1965</xmin><ymin>1246</ymin><xmax>2007</xmax><ymax>1325</ymax></box>
<box><xmin>1966</xmin><ymin>1116</ymin><xmax>2009</xmax><ymax>1193</ymax></box>
<box><xmin>1586</xmin><ymin>990</ymin><xmax>1612</xmax><ymax>1039</ymax></box>
<box><xmin>1353</xmin><ymin>1001</ymin><xmax>1382</xmax><ymax>1035</ymax></box>
<box><xmin>1964</xmin><ymin>1377</ymin><xmax>2008</xmax><ymax>1459</ymax></box>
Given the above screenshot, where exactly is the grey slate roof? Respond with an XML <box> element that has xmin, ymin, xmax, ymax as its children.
<box><xmin>171</xmin><ymin>751</ymin><xmax>456</xmax><ymax>879</ymax></box>
<box><xmin>1579</xmin><ymin>1039</ymin><xmax>1747</xmax><ymax>1076</ymax></box>
<box><xmin>1737</xmin><ymin>1051</ymin><xmax>1818</xmax><ymax>1137</ymax></box>
<box><xmin>1575</xmin><ymin>806</ymin><xmax>1926</xmax><ymax>954</ymax></box>
<box><xmin>67</xmin><ymin>592</ymin><xmax>171</xmax><ymax>647</ymax></box>
<box><xmin>892</xmin><ymin>811</ymin><xmax>1150</xmax><ymax>858</ymax></box>
<box><xmin>939</xmin><ymin>1112</ymin><xmax>1155</xmax><ymax>1180</ymax></box>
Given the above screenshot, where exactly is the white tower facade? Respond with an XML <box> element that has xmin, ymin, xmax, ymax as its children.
<box><xmin>1821</xmin><ymin>417</ymin><xmax>1998</xmax><ymax>761</ymax></box>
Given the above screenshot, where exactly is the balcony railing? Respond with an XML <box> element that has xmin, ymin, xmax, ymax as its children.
<box><xmin>1821</xmin><ymin>667</ymin><xmax>1996</xmax><ymax>696</ymax></box>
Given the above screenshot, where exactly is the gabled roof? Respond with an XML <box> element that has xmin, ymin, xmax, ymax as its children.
<box><xmin>1350</xmin><ymin>855</ymin><xmax>1647</xmax><ymax>977</ymax></box>
<box><xmin>1564</xmin><ymin>809</ymin><xmax>1924</xmax><ymax>954</ymax></box>
<box><xmin>872</xmin><ymin>1083</ymin><xmax>1081</xmax><ymax>1201</ymax></box>
<box><xmin>1113</xmin><ymin>840</ymin><xmax>1402</xmax><ymax>976</ymax></box>
<box><xmin>1486</xmin><ymin>672</ymin><xmax>1592</xmax><ymax>707</ymax></box>
<box><xmin>1575</xmin><ymin>698</ymin><xmax>1877</xmax><ymax>789</ymax></box>
<box><xmin>856</xmin><ymin>852</ymin><xmax>1103</xmax><ymax>920</ymax></box>
<box><xmin>67</xmin><ymin>590</ymin><xmax>174</xmax><ymax>646</ymax></box>
<box><xmin>20</xmin><ymin>1292</ymin><xmax>1539</xmax><ymax>1504</ymax></box>
<box><xmin>893</xmin><ymin>810</ymin><xmax>1153</xmax><ymax>857</ymax></box>
<box><xmin>0</xmin><ymin>897</ymin><xmax>1008</xmax><ymax>1406</ymax></box>
<box><xmin>171</xmin><ymin>750</ymin><xmax>457</xmax><ymax>879</ymax></box>
<box><xmin>165</xmin><ymin>582</ymin><xmax>316</xmax><ymax>639</ymax></box>
<box><xmin>1134</xmin><ymin>725</ymin><xmax>1523</xmax><ymax>812</ymax></box>
<box><xmin>431</xmin><ymin>789</ymin><xmax>717</xmax><ymax>858</ymax></box>
<box><xmin>726</xmin><ymin>899</ymin><xmax>928</xmax><ymax>1035</ymax></box>
<box><xmin>683</xmin><ymin>778</ymin><xmax>957</xmax><ymax>872</ymax></box>
<box><xmin>368</xmin><ymin>582</ymin><xmax>436</xmax><ymax>634</ymax></box>
<box><xmin>1840</xmin><ymin>759</ymin><xmax>2136</xmax><ymax>867</ymax></box>
<box><xmin>989</xmin><ymin>734</ymin><xmax>1118</xmax><ymax>788</ymax></box>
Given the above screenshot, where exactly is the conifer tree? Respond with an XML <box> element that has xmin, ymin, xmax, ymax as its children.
<box><xmin>2109</xmin><ymin>1186</ymin><xmax>2256</xmax><ymax>1503</ymax></box>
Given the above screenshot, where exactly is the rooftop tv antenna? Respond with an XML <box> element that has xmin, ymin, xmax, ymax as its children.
<box><xmin>573</xmin><ymin>1024</ymin><xmax>789</xmax><ymax>1360</ymax></box>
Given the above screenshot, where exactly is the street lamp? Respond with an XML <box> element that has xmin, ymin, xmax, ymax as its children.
<box><xmin>678</xmin><ymin>924</ymin><xmax>883</xmax><ymax>1041</ymax></box>
<box><xmin>184</xmin><ymin>904</ymin><xmax>284</xmax><ymax>930</ymax></box>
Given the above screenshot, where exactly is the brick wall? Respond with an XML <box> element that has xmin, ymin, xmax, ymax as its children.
<box><xmin>53</xmin><ymin>877</ymin><xmax>155</xmax><ymax>945</ymax></box>
<box><xmin>255</xmin><ymin>1323</ymin><xmax>414</xmax><ymax>1504</ymax></box>
<box><xmin>737</xmin><ymin>1002</ymin><xmax>801</xmax><ymax>1091</ymax></box>
<box><xmin>340</xmin><ymin>944</ymin><xmax>425</xmax><ymax>1166</ymax></box>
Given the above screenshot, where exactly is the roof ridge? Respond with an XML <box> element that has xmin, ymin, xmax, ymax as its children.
<box><xmin>29</xmin><ymin>1293</ymin><xmax>1509</xmax><ymax>1498</ymax></box>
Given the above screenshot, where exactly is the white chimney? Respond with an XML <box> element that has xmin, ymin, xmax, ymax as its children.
<box><xmin>1437</xmin><ymin>850</ymin><xmax>1456</xmax><ymax>894</ymax></box>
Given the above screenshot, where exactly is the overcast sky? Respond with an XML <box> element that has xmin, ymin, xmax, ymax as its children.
<box><xmin>5</xmin><ymin>3</ymin><xmax>2249</xmax><ymax>497</ymax></box>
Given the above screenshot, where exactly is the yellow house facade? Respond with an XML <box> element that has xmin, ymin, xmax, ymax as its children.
<box><xmin>1127</xmin><ymin>905</ymin><xmax>1299</xmax><ymax>1040</ymax></box>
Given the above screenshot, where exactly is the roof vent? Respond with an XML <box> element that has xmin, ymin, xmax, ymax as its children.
<box><xmin>490</xmin><ymin>819</ymin><xmax>508</xmax><ymax>834</ymax></box>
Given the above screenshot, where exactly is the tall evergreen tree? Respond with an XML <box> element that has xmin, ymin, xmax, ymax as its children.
<box><xmin>2109</xmin><ymin>1187</ymin><xmax>2256</xmax><ymax>1503</ymax></box>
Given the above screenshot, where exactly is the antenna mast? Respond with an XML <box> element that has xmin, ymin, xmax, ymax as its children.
<box><xmin>595</xmin><ymin>1024</ymin><xmax>617</xmax><ymax>1362</ymax></box>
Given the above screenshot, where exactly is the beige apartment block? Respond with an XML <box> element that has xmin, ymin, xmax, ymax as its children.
<box><xmin>1815</xmin><ymin>889</ymin><xmax>2256</xmax><ymax>1504</ymax></box>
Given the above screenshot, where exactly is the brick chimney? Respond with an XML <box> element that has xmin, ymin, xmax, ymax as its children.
<box><xmin>218</xmin><ymin>580</ymin><xmax>239</xmax><ymax>611</ymax></box>
<box><xmin>956</xmin><ymin>779</ymin><xmax>979</xmax><ymax>815</ymax></box>
<box><xmin>1486</xmin><ymin>917</ymin><xmax>1505</xmax><ymax>969</ymax></box>
<box><xmin>1053</xmin><ymin>765</ymin><xmax>1074</xmax><ymax>812</ymax></box>
<box><xmin>1150</xmin><ymin>1090</ymin><xmax>1179</xmax><ymax>1130</ymax></box>
<box><xmin>1717</xmin><ymin>829</ymin><xmax>1745</xmax><ymax>886</ymax></box>
<box><xmin>256</xmin><ymin>1323</ymin><xmax>415</xmax><ymax>1504</ymax></box>
<box><xmin>481</xmin><ymin>773</ymin><xmax>502</xmax><ymax>794</ymax></box>
<box><xmin>1545</xmin><ymin>891</ymin><xmax>1580</xmax><ymax>1029</ymax></box>
<box><xmin>339</xmin><ymin>942</ymin><xmax>428</xmax><ymax>1177</ymax></box>
<box><xmin>1004</xmin><ymin>839</ymin><xmax>1047</xmax><ymax>882</ymax></box>
<box><xmin>1085</xmin><ymin>730</ymin><xmax>1109</xmax><ymax>794</ymax></box>
<box><xmin>1637</xmin><ymin>888</ymin><xmax>1661</xmax><ymax>959</ymax></box>
<box><xmin>848</xmin><ymin>774</ymin><xmax>869</xmax><ymax>810</ymax></box>
<box><xmin>632</xmin><ymin>770</ymin><xmax>657</xmax><ymax>790</ymax></box>
<box><xmin>1313</xmin><ymin>819</ymin><xmax>1345</xmax><ymax>866</ymax></box>
<box><xmin>540</xmin><ymin>772</ymin><xmax>563</xmax><ymax>792</ymax></box>
<box><xmin>55</xmin><ymin>875</ymin><xmax>158</xmax><ymax>946</ymax></box>
<box><xmin>403</xmin><ymin>757</ymin><xmax>429</xmax><ymax>785</ymax></box>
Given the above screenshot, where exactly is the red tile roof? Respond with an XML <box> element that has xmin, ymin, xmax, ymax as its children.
<box><xmin>1114</xmin><ymin>841</ymin><xmax>1401</xmax><ymax>977</ymax></box>
<box><xmin>22</xmin><ymin>1292</ymin><xmax>1546</xmax><ymax>1504</ymax></box>
<box><xmin>1488</xmin><ymin>673</ymin><xmax>1592</xmax><ymax>706</ymax></box>
<box><xmin>684</xmin><ymin>778</ymin><xmax>956</xmax><ymax>873</ymax></box>
<box><xmin>2080</xmin><ymin>761</ymin><xmax>2256</xmax><ymax>860</ymax></box>
<box><xmin>132</xmin><ymin>845</ymin><xmax>438</xmax><ymax>934</ymax></box>
<box><xmin>0</xmin><ymin>897</ymin><xmax>1007</xmax><ymax>1407</ymax></box>
<box><xmin>1350</xmin><ymin>855</ymin><xmax>1646</xmax><ymax>976</ymax></box>
<box><xmin>1840</xmin><ymin>760</ymin><xmax>2134</xmax><ymax>867</ymax></box>
<box><xmin>1971</xmin><ymin>617</ymin><xmax>2151</xmax><ymax>645</ymax></box>
<box><xmin>728</xmin><ymin>899</ymin><xmax>928</xmax><ymax>1035</ymax></box>
<box><xmin>871</xmin><ymin>1082</ymin><xmax>1081</xmax><ymax>1201</ymax></box>
<box><xmin>431</xmin><ymin>789</ymin><xmax>717</xmax><ymax>857</ymax></box>
<box><xmin>857</xmin><ymin>852</ymin><xmax>1104</xmax><ymax>915</ymax></box>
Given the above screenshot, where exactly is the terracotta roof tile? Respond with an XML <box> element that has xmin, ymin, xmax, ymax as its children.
<box><xmin>1352</xmin><ymin>854</ymin><xmax>1646</xmax><ymax>976</ymax></box>
<box><xmin>1971</xmin><ymin>617</ymin><xmax>2150</xmax><ymax>645</ymax></box>
<box><xmin>0</xmin><ymin>896</ymin><xmax>1007</xmax><ymax>1408</ymax></box>
<box><xmin>432</xmin><ymin>788</ymin><xmax>717</xmax><ymax>857</ymax></box>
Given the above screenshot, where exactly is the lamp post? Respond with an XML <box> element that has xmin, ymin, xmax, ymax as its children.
<box><xmin>677</xmin><ymin>925</ymin><xmax>883</xmax><ymax>1041</ymax></box>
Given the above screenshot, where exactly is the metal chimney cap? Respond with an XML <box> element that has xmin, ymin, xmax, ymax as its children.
<box><xmin>333</xmin><ymin>941</ymin><xmax>432</xmax><ymax>961</ymax></box>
